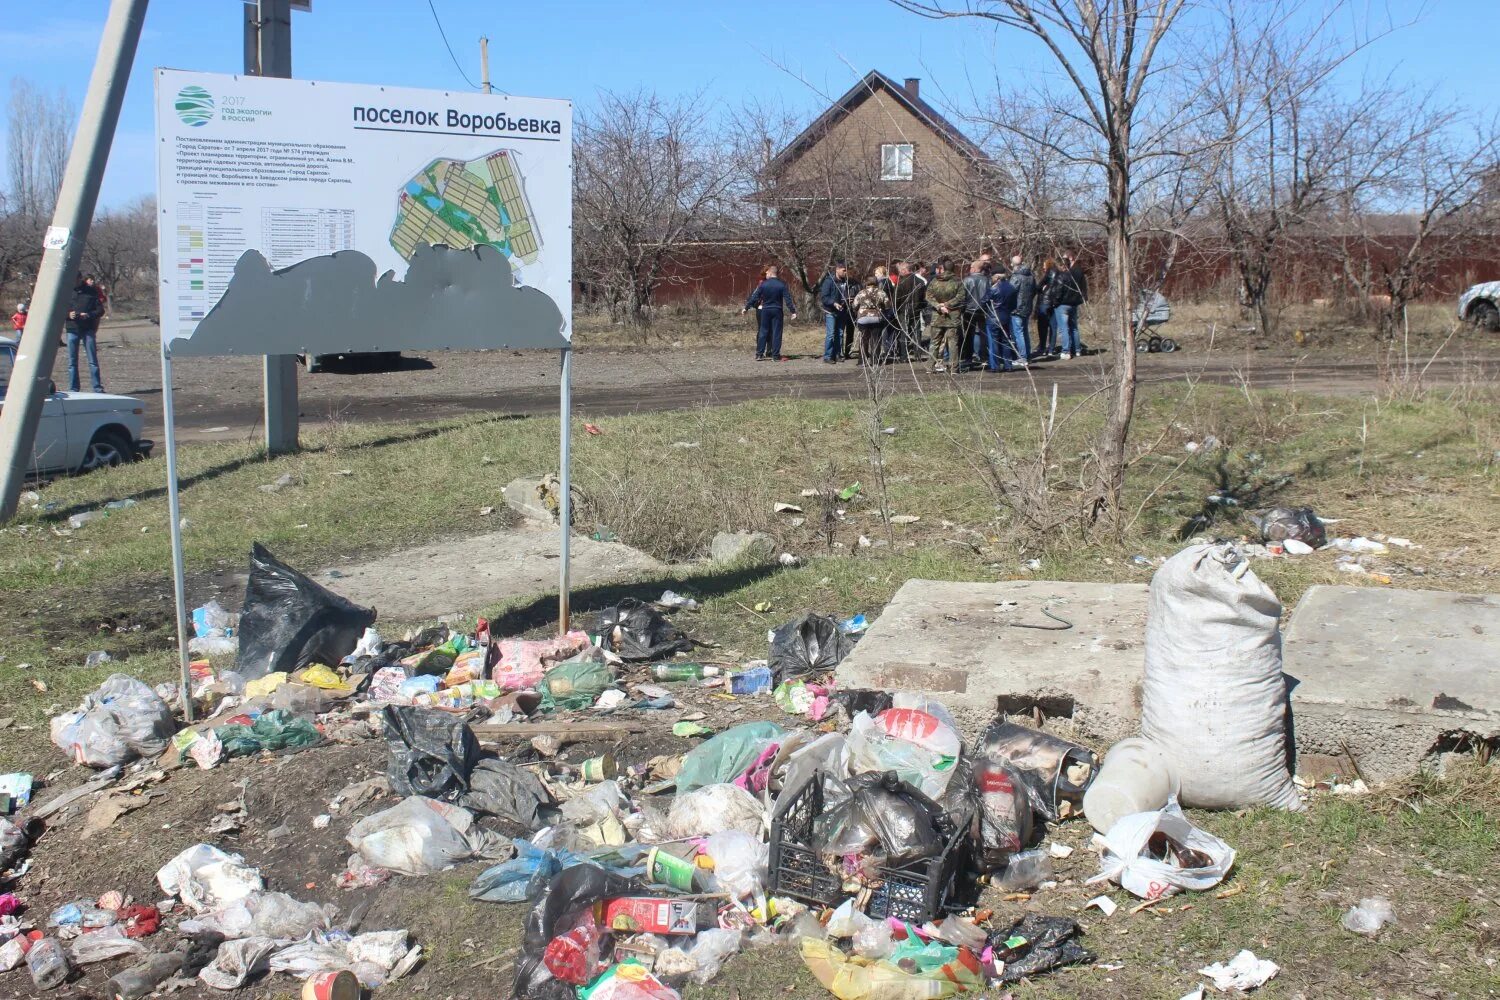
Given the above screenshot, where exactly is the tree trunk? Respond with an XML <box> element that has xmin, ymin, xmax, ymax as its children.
<box><xmin>1093</xmin><ymin>155</ymin><xmax>1137</xmax><ymax>523</ymax></box>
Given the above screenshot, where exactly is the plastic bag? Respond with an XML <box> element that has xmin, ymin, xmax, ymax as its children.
<box><xmin>236</xmin><ymin>543</ymin><xmax>376</xmax><ymax>680</ymax></box>
<box><xmin>156</xmin><ymin>844</ymin><xmax>264</xmax><ymax>913</ymax></box>
<box><xmin>973</xmin><ymin>756</ymin><xmax>1034</xmax><ymax>872</ymax></box>
<box><xmin>768</xmin><ymin>614</ymin><xmax>855</xmax><ymax>680</ymax></box>
<box><xmin>703</xmin><ymin>831</ymin><xmax>766</xmax><ymax>900</ymax></box>
<box><xmin>581</xmin><ymin>961</ymin><xmax>682</xmax><ymax>999</ymax></box>
<box><xmin>347</xmin><ymin>796</ymin><xmax>507</xmax><ymax>876</ymax></box>
<box><xmin>814</xmin><ymin>771</ymin><xmax>946</xmax><ymax>869</ymax></box>
<box><xmin>515</xmin><ymin>863</ymin><xmax>636</xmax><ymax>1000</ymax></box>
<box><xmin>996</xmin><ymin>848</ymin><xmax>1052</xmax><ymax>891</ymax></box>
<box><xmin>492</xmin><ymin>632</ymin><xmax>591</xmax><ymax>690</ymax></box>
<box><xmin>471</xmin><ymin>839</ymin><xmax>573</xmax><ymax>903</ymax></box>
<box><xmin>69</xmin><ymin>926</ymin><xmax>147</xmax><ymax>965</ymax></box>
<box><xmin>991</xmin><ymin>913</ymin><xmax>1094</xmax><ymax>982</ymax></box>
<box><xmin>200</xmin><ymin>937</ymin><xmax>279</xmax><ymax>989</ymax></box>
<box><xmin>1087</xmin><ymin>799</ymin><xmax>1236</xmax><ymax>899</ymax></box>
<box><xmin>847</xmin><ymin>710</ymin><xmax>960</xmax><ymax>800</ymax></box>
<box><xmin>685</xmin><ymin>927</ymin><xmax>740</xmax><ymax>984</ymax></box>
<box><xmin>180</xmin><ymin>890</ymin><xmax>333</xmax><ymax>940</ymax></box>
<box><xmin>1251</xmin><ymin>506</ymin><xmax>1326</xmax><ymax>548</ymax></box>
<box><xmin>1342</xmin><ymin>897</ymin><xmax>1396</xmax><ymax>936</ymax></box>
<box><xmin>1141</xmin><ymin>543</ymin><xmax>1302</xmax><ymax>811</ymax></box>
<box><xmin>215</xmin><ymin>709</ymin><xmax>320</xmax><ymax>758</ymax></box>
<box><xmin>667</xmin><ymin>783</ymin><xmax>766</xmax><ymax>839</ymax></box>
<box><xmin>462</xmin><ymin>758</ymin><xmax>556</xmax><ymax>831</ymax></box>
<box><xmin>540</xmin><ymin>655</ymin><xmax>615</xmax><ymax>711</ymax></box>
<box><xmin>979</xmin><ymin>720</ymin><xmax>1097</xmax><ymax>822</ymax></box>
<box><xmin>800</xmin><ymin>935</ymin><xmax>979</xmax><ymax>1000</ymax></box>
<box><xmin>675</xmin><ymin>721</ymin><xmax>784</xmax><ymax>793</ymax></box>
<box><xmin>596</xmin><ymin>599</ymin><xmax>691</xmax><ymax>662</ymax></box>
<box><xmin>383</xmin><ymin>705</ymin><xmax>479</xmax><ymax>801</ymax></box>
<box><xmin>0</xmin><ymin>817</ymin><xmax>27</xmax><ymax>869</ymax></box>
<box><xmin>50</xmin><ymin>674</ymin><xmax>175</xmax><ymax>768</ymax></box>
<box><xmin>267</xmin><ymin>939</ymin><xmax>352</xmax><ymax>979</ymax></box>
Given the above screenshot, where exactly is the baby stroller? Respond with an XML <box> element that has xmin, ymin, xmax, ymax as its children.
<box><xmin>1132</xmin><ymin>290</ymin><xmax>1178</xmax><ymax>353</ymax></box>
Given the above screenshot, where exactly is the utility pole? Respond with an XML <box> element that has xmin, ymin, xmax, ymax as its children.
<box><xmin>246</xmin><ymin>0</ymin><xmax>300</xmax><ymax>454</ymax></box>
<box><xmin>0</xmin><ymin>0</ymin><xmax>149</xmax><ymax>523</ymax></box>
<box><xmin>480</xmin><ymin>36</ymin><xmax>492</xmax><ymax>95</ymax></box>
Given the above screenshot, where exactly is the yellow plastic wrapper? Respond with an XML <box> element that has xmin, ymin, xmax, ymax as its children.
<box><xmin>799</xmin><ymin>937</ymin><xmax>972</xmax><ymax>1000</ymax></box>
<box><xmin>298</xmin><ymin>663</ymin><xmax>346</xmax><ymax>690</ymax></box>
<box><xmin>243</xmin><ymin>671</ymin><xmax>288</xmax><ymax>699</ymax></box>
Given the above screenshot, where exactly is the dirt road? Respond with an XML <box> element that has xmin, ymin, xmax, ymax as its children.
<box><xmin>75</xmin><ymin>321</ymin><xmax>1500</xmax><ymax>442</ymax></box>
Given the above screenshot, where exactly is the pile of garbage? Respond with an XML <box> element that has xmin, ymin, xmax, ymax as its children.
<box><xmin>1245</xmin><ymin>506</ymin><xmax>1417</xmax><ymax>582</ymax></box>
<box><xmin>3</xmin><ymin>540</ymin><xmax>1326</xmax><ymax>997</ymax></box>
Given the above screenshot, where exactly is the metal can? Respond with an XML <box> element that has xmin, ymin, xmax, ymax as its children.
<box><xmin>646</xmin><ymin>846</ymin><xmax>698</xmax><ymax>891</ymax></box>
<box><xmin>580</xmin><ymin>754</ymin><xmax>618</xmax><ymax>783</ymax></box>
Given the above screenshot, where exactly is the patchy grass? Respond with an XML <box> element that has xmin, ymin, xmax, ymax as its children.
<box><xmin>2</xmin><ymin>382</ymin><xmax>1497</xmax><ymax>772</ymax></box>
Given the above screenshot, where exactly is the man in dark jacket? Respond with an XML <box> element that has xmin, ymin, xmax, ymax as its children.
<box><xmin>1009</xmin><ymin>254</ymin><xmax>1035</xmax><ymax>363</ymax></box>
<box><xmin>959</xmin><ymin>260</ymin><xmax>990</xmax><ymax>371</ymax></box>
<box><xmin>985</xmin><ymin>271</ymin><xmax>1020</xmax><ymax>371</ymax></box>
<box><xmin>891</xmin><ymin>260</ymin><xmax>926</xmax><ymax>362</ymax></box>
<box><xmin>818</xmin><ymin>262</ymin><xmax>856</xmax><ymax>364</ymax></box>
<box><xmin>743</xmin><ymin>265</ymin><xmax>797</xmax><ymax>361</ymax></box>
<box><xmin>1053</xmin><ymin>253</ymin><xmax>1087</xmax><ymax>358</ymax></box>
<box><xmin>65</xmin><ymin>275</ymin><xmax>106</xmax><ymax>392</ymax></box>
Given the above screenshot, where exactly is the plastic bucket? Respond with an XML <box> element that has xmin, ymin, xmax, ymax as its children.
<box><xmin>1082</xmin><ymin>737</ymin><xmax>1180</xmax><ymax>834</ymax></box>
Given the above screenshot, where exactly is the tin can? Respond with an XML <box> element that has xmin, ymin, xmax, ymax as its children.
<box><xmin>580</xmin><ymin>754</ymin><xmax>618</xmax><ymax>782</ymax></box>
<box><xmin>302</xmin><ymin>969</ymin><xmax>360</xmax><ymax>1000</ymax></box>
<box><xmin>646</xmin><ymin>847</ymin><xmax>698</xmax><ymax>891</ymax></box>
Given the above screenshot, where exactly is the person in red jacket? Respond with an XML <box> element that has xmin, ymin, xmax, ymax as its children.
<box><xmin>9</xmin><ymin>302</ymin><xmax>25</xmax><ymax>339</ymax></box>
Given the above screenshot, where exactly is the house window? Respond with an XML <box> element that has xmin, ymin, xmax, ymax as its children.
<box><xmin>880</xmin><ymin>143</ymin><xmax>914</xmax><ymax>181</ymax></box>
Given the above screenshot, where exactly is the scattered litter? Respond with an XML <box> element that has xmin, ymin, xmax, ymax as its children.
<box><xmin>1251</xmin><ymin>506</ymin><xmax>1326</xmax><ymax>548</ymax></box>
<box><xmin>1086</xmin><ymin>895</ymin><xmax>1118</xmax><ymax>917</ymax></box>
<box><xmin>658</xmin><ymin>590</ymin><xmax>699</xmax><ymax>610</ymax></box>
<box><xmin>1198</xmin><ymin>949</ymin><xmax>1279</xmax><ymax>991</ymax></box>
<box><xmin>1341</xmin><ymin>896</ymin><xmax>1396</xmax><ymax>936</ymax></box>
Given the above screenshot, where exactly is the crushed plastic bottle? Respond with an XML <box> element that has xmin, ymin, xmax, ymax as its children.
<box><xmin>651</xmin><ymin>663</ymin><xmax>721</xmax><ymax>682</ymax></box>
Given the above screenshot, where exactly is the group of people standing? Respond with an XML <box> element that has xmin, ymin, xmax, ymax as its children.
<box><xmin>743</xmin><ymin>252</ymin><xmax>1089</xmax><ymax>371</ymax></box>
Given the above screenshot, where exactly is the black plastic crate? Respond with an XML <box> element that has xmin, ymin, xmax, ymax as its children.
<box><xmin>768</xmin><ymin>771</ymin><xmax>972</xmax><ymax>924</ymax></box>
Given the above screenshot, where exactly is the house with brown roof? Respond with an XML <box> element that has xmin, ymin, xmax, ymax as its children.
<box><xmin>760</xmin><ymin>70</ymin><xmax>1009</xmax><ymax>246</ymax></box>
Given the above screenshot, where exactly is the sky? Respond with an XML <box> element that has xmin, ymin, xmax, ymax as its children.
<box><xmin>1</xmin><ymin>0</ymin><xmax>1497</xmax><ymax>209</ymax></box>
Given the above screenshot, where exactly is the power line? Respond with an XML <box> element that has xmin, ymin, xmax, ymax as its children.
<box><xmin>426</xmin><ymin>0</ymin><xmax>479</xmax><ymax>90</ymax></box>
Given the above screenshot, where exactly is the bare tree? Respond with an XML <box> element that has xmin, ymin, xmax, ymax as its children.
<box><xmin>1194</xmin><ymin>17</ymin><xmax>1406</xmax><ymax>339</ymax></box>
<box><xmin>1333</xmin><ymin>108</ymin><xmax>1500</xmax><ymax>342</ymax></box>
<box><xmin>6</xmin><ymin>78</ymin><xmax>74</xmax><ymax>220</ymax></box>
<box><xmin>84</xmin><ymin>196</ymin><xmax>158</xmax><ymax>309</ymax></box>
<box><xmin>894</xmin><ymin>0</ymin><xmax>1189</xmax><ymax>522</ymax></box>
<box><xmin>573</xmin><ymin>90</ymin><xmax>736</xmax><ymax>326</ymax></box>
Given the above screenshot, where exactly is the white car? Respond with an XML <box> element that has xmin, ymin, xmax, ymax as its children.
<box><xmin>0</xmin><ymin>336</ymin><xmax>152</xmax><ymax>475</ymax></box>
<box><xmin>1457</xmin><ymin>281</ymin><xmax>1500</xmax><ymax>331</ymax></box>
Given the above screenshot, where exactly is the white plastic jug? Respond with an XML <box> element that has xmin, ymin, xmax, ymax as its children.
<box><xmin>1083</xmin><ymin>737</ymin><xmax>1180</xmax><ymax>834</ymax></box>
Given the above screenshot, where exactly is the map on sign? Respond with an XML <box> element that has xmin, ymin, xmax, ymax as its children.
<box><xmin>391</xmin><ymin>149</ymin><xmax>541</xmax><ymax>265</ymax></box>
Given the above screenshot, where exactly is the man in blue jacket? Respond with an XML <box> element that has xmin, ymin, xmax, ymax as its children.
<box><xmin>818</xmin><ymin>261</ymin><xmax>855</xmax><ymax>364</ymax></box>
<box><xmin>743</xmin><ymin>265</ymin><xmax>798</xmax><ymax>361</ymax></box>
<box><xmin>985</xmin><ymin>270</ymin><xmax>1020</xmax><ymax>372</ymax></box>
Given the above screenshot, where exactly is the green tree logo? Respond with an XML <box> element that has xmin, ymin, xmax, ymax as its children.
<box><xmin>175</xmin><ymin>86</ymin><xmax>215</xmax><ymax>127</ymax></box>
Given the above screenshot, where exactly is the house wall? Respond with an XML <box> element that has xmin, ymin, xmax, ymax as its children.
<box><xmin>777</xmin><ymin>85</ymin><xmax>980</xmax><ymax>231</ymax></box>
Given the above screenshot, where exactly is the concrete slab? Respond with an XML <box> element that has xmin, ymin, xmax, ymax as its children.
<box><xmin>313</xmin><ymin>520</ymin><xmax>664</xmax><ymax>620</ymax></box>
<box><xmin>1284</xmin><ymin>585</ymin><xmax>1500</xmax><ymax>782</ymax></box>
<box><xmin>835</xmin><ymin>579</ymin><xmax>1150</xmax><ymax>747</ymax></box>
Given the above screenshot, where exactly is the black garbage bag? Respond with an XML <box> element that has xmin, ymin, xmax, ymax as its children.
<box><xmin>1252</xmin><ymin>506</ymin><xmax>1326</xmax><ymax>548</ymax></box>
<box><xmin>595</xmin><ymin>598</ymin><xmax>690</xmax><ymax>662</ymax></box>
<box><xmin>515</xmin><ymin>863</ymin><xmax>637</xmax><ymax>1000</ymax></box>
<box><xmin>461</xmin><ymin>758</ymin><xmax>556</xmax><ymax>832</ymax></box>
<box><xmin>829</xmin><ymin>688</ymin><xmax>894</xmax><ymax>718</ymax></box>
<box><xmin>383</xmin><ymin>705</ymin><xmax>479</xmax><ymax>801</ymax></box>
<box><xmin>236</xmin><ymin>543</ymin><xmax>376</xmax><ymax>680</ymax></box>
<box><xmin>992</xmin><ymin>914</ymin><xmax>1094</xmax><ymax>982</ymax></box>
<box><xmin>813</xmin><ymin>771</ymin><xmax>946</xmax><ymax>868</ymax></box>
<box><xmin>768</xmin><ymin>614</ymin><xmax>856</xmax><ymax>680</ymax></box>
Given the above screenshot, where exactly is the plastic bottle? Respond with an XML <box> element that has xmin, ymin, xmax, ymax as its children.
<box><xmin>26</xmin><ymin>936</ymin><xmax>69</xmax><ymax>990</ymax></box>
<box><xmin>105</xmin><ymin>951</ymin><xmax>185</xmax><ymax>1000</ymax></box>
<box><xmin>542</xmin><ymin>912</ymin><xmax>603</xmax><ymax>984</ymax></box>
<box><xmin>650</xmin><ymin>663</ymin><xmax>720</xmax><ymax>682</ymax></box>
<box><xmin>729</xmin><ymin>664</ymin><xmax>773</xmax><ymax>694</ymax></box>
<box><xmin>1082</xmin><ymin>736</ymin><xmax>1180</xmax><ymax>834</ymax></box>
